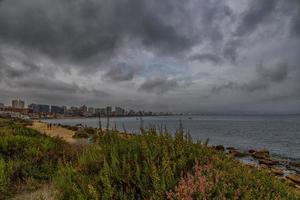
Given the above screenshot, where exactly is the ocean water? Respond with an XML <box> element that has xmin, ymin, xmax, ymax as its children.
<box><xmin>44</xmin><ymin>115</ymin><xmax>300</xmax><ymax>161</ymax></box>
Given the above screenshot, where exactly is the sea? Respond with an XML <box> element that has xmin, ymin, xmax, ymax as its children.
<box><xmin>44</xmin><ymin>115</ymin><xmax>300</xmax><ymax>162</ymax></box>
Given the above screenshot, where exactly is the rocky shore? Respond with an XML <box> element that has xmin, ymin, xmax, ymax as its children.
<box><xmin>213</xmin><ymin>145</ymin><xmax>300</xmax><ymax>189</ymax></box>
<box><xmin>51</xmin><ymin>123</ymin><xmax>300</xmax><ymax>190</ymax></box>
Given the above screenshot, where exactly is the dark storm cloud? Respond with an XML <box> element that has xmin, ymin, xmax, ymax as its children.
<box><xmin>0</xmin><ymin>0</ymin><xmax>200</xmax><ymax>65</ymax></box>
<box><xmin>212</xmin><ymin>61</ymin><xmax>289</xmax><ymax>93</ymax></box>
<box><xmin>235</xmin><ymin>0</ymin><xmax>278</xmax><ymax>36</ymax></box>
<box><xmin>104</xmin><ymin>63</ymin><xmax>136</xmax><ymax>82</ymax></box>
<box><xmin>0</xmin><ymin>0</ymin><xmax>299</xmax><ymax>112</ymax></box>
<box><xmin>290</xmin><ymin>9</ymin><xmax>300</xmax><ymax>37</ymax></box>
<box><xmin>139</xmin><ymin>77</ymin><xmax>179</xmax><ymax>94</ymax></box>
<box><xmin>189</xmin><ymin>53</ymin><xmax>222</xmax><ymax>64</ymax></box>
<box><xmin>0</xmin><ymin>61</ymin><xmax>41</xmax><ymax>79</ymax></box>
<box><xmin>257</xmin><ymin>61</ymin><xmax>288</xmax><ymax>82</ymax></box>
<box><xmin>223</xmin><ymin>39</ymin><xmax>241</xmax><ymax>62</ymax></box>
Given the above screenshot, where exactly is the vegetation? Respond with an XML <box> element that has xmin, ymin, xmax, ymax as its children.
<box><xmin>0</xmin><ymin>117</ymin><xmax>80</xmax><ymax>199</ymax></box>
<box><xmin>0</xmin><ymin>117</ymin><xmax>298</xmax><ymax>199</ymax></box>
<box><xmin>55</xmin><ymin>128</ymin><xmax>299</xmax><ymax>200</ymax></box>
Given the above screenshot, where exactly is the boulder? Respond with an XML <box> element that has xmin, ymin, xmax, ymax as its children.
<box><xmin>286</xmin><ymin>174</ymin><xmax>300</xmax><ymax>184</ymax></box>
<box><xmin>226</xmin><ymin>147</ymin><xmax>237</xmax><ymax>151</ymax></box>
<box><xmin>258</xmin><ymin>159</ymin><xmax>277</xmax><ymax>166</ymax></box>
<box><xmin>214</xmin><ymin>145</ymin><xmax>225</xmax><ymax>151</ymax></box>
<box><xmin>260</xmin><ymin>164</ymin><xmax>269</xmax><ymax>169</ymax></box>
<box><xmin>248</xmin><ymin>149</ymin><xmax>256</xmax><ymax>154</ymax></box>
<box><xmin>253</xmin><ymin>150</ymin><xmax>270</xmax><ymax>159</ymax></box>
<box><xmin>271</xmin><ymin>168</ymin><xmax>284</xmax><ymax>176</ymax></box>
<box><xmin>229</xmin><ymin>150</ymin><xmax>248</xmax><ymax>158</ymax></box>
<box><xmin>290</xmin><ymin>162</ymin><xmax>300</xmax><ymax>169</ymax></box>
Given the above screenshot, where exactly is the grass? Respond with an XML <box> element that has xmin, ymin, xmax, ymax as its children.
<box><xmin>0</xmin><ymin>117</ymin><xmax>298</xmax><ymax>199</ymax></box>
<box><xmin>54</xmin><ymin>128</ymin><xmax>300</xmax><ymax>200</ymax></box>
<box><xmin>0</xmin><ymin>117</ymin><xmax>80</xmax><ymax>199</ymax></box>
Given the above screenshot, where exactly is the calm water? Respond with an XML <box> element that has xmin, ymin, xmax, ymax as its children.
<box><xmin>44</xmin><ymin>115</ymin><xmax>300</xmax><ymax>161</ymax></box>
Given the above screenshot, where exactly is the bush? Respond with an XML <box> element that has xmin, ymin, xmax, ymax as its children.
<box><xmin>0</xmin><ymin>118</ymin><xmax>80</xmax><ymax>199</ymax></box>
<box><xmin>54</xmin><ymin>130</ymin><xmax>299</xmax><ymax>200</ymax></box>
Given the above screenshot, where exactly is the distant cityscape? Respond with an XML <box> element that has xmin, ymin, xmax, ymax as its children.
<box><xmin>0</xmin><ymin>99</ymin><xmax>174</xmax><ymax>119</ymax></box>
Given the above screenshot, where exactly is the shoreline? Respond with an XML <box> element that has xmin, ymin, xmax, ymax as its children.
<box><xmin>1</xmin><ymin>116</ymin><xmax>300</xmax><ymax>198</ymax></box>
<box><xmin>40</xmin><ymin>121</ymin><xmax>300</xmax><ymax>179</ymax></box>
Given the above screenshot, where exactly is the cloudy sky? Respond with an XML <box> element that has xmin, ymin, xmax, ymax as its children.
<box><xmin>0</xmin><ymin>0</ymin><xmax>299</xmax><ymax>113</ymax></box>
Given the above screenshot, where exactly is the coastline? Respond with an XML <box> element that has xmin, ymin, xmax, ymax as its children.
<box><xmin>38</xmin><ymin>120</ymin><xmax>300</xmax><ymax>186</ymax></box>
<box><xmin>1</xmin><ymin>116</ymin><xmax>299</xmax><ymax>199</ymax></box>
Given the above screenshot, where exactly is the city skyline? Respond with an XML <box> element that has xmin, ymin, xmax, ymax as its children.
<box><xmin>0</xmin><ymin>0</ymin><xmax>299</xmax><ymax>114</ymax></box>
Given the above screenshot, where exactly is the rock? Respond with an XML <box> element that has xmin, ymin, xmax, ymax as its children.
<box><xmin>290</xmin><ymin>162</ymin><xmax>300</xmax><ymax>169</ymax></box>
<box><xmin>286</xmin><ymin>174</ymin><xmax>300</xmax><ymax>184</ymax></box>
<box><xmin>229</xmin><ymin>150</ymin><xmax>248</xmax><ymax>157</ymax></box>
<box><xmin>214</xmin><ymin>145</ymin><xmax>225</xmax><ymax>151</ymax></box>
<box><xmin>260</xmin><ymin>164</ymin><xmax>269</xmax><ymax>169</ymax></box>
<box><xmin>248</xmin><ymin>149</ymin><xmax>256</xmax><ymax>154</ymax></box>
<box><xmin>271</xmin><ymin>168</ymin><xmax>284</xmax><ymax>176</ymax></box>
<box><xmin>258</xmin><ymin>159</ymin><xmax>277</xmax><ymax>166</ymax></box>
<box><xmin>226</xmin><ymin>147</ymin><xmax>237</xmax><ymax>151</ymax></box>
<box><xmin>253</xmin><ymin>150</ymin><xmax>270</xmax><ymax>159</ymax></box>
<box><xmin>286</xmin><ymin>179</ymin><xmax>297</xmax><ymax>187</ymax></box>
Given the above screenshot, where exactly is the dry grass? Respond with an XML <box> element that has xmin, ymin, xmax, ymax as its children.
<box><xmin>13</xmin><ymin>183</ymin><xmax>54</xmax><ymax>200</ymax></box>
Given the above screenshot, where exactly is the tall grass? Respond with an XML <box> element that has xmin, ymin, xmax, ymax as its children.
<box><xmin>0</xmin><ymin>117</ymin><xmax>79</xmax><ymax>199</ymax></box>
<box><xmin>54</xmin><ymin>128</ymin><xmax>299</xmax><ymax>200</ymax></box>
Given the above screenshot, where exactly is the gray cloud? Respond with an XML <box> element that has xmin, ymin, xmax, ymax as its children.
<box><xmin>290</xmin><ymin>8</ymin><xmax>300</xmax><ymax>37</ymax></box>
<box><xmin>189</xmin><ymin>53</ymin><xmax>222</xmax><ymax>64</ymax></box>
<box><xmin>235</xmin><ymin>0</ymin><xmax>278</xmax><ymax>37</ymax></box>
<box><xmin>104</xmin><ymin>63</ymin><xmax>136</xmax><ymax>82</ymax></box>
<box><xmin>0</xmin><ymin>0</ymin><xmax>200</xmax><ymax>65</ymax></box>
<box><xmin>223</xmin><ymin>39</ymin><xmax>241</xmax><ymax>62</ymax></box>
<box><xmin>0</xmin><ymin>0</ymin><xmax>299</xmax><ymax>113</ymax></box>
<box><xmin>212</xmin><ymin>61</ymin><xmax>289</xmax><ymax>93</ymax></box>
<box><xmin>139</xmin><ymin>77</ymin><xmax>179</xmax><ymax>94</ymax></box>
<box><xmin>257</xmin><ymin>61</ymin><xmax>288</xmax><ymax>82</ymax></box>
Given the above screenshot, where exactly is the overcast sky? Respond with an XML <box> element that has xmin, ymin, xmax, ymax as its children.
<box><xmin>0</xmin><ymin>0</ymin><xmax>299</xmax><ymax>113</ymax></box>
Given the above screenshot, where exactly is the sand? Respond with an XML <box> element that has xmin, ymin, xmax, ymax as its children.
<box><xmin>28</xmin><ymin>121</ymin><xmax>76</xmax><ymax>144</ymax></box>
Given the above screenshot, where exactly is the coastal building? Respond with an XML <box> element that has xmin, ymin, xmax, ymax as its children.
<box><xmin>70</xmin><ymin>107</ymin><xmax>80</xmax><ymax>116</ymax></box>
<box><xmin>51</xmin><ymin>105</ymin><xmax>65</xmax><ymax>115</ymax></box>
<box><xmin>62</xmin><ymin>106</ymin><xmax>67</xmax><ymax>114</ymax></box>
<box><xmin>80</xmin><ymin>105</ymin><xmax>88</xmax><ymax>113</ymax></box>
<box><xmin>128</xmin><ymin>110</ymin><xmax>136</xmax><ymax>116</ymax></box>
<box><xmin>88</xmin><ymin>107</ymin><xmax>95</xmax><ymax>114</ymax></box>
<box><xmin>12</xmin><ymin>99</ymin><xmax>25</xmax><ymax>109</ymax></box>
<box><xmin>105</xmin><ymin>106</ymin><xmax>112</xmax><ymax>116</ymax></box>
<box><xmin>95</xmin><ymin>108</ymin><xmax>106</xmax><ymax>116</ymax></box>
<box><xmin>29</xmin><ymin>104</ymin><xmax>50</xmax><ymax>113</ymax></box>
<box><xmin>0</xmin><ymin>103</ymin><xmax>4</xmax><ymax>110</ymax></box>
<box><xmin>115</xmin><ymin>107</ymin><xmax>125</xmax><ymax>116</ymax></box>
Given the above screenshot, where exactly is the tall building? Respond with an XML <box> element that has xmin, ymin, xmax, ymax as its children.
<box><xmin>105</xmin><ymin>106</ymin><xmax>112</xmax><ymax>116</ymax></box>
<box><xmin>12</xmin><ymin>99</ymin><xmax>25</xmax><ymax>109</ymax></box>
<box><xmin>95</xmin><ymin>108</ymin><xmax>106</xmax><ymax>116</ymax></box>
<box><xmin>51</xmin><ymin>105</ymin><xmax>65</xmax><ymax>114</ymax></box>
<box><xmin>29</xmin><ymin>104</ymin><xmax>50</xmax><ymax>113</ymax></box>
<box><xmin>115</xmin><ymin>107</ymin><xmax>125</xmax><ymax>116</ymax></box>
<box><xmin>70</xmin><ymin>107</ymin><xmax>80</xmax><ymax>116</ymax></box>
<box><xmin>88</xmin><ymin>107</ymin><xmax>95</xmax><ymax>114</ymax></box>
<box><xmin>0</xmin><ymin>103</ymin><xmax>4</xmax><ymax>110</ymax></box>
<box><xmin>80</xmin><ymin>105</ymin><xmax>88</xmax><ymax>113</ymax></box>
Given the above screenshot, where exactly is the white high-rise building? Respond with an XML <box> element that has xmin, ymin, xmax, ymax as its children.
<box><xmin>12</xmin><ymin>99</ymin><xmax>25</xmax><ymax>109</ymax></box>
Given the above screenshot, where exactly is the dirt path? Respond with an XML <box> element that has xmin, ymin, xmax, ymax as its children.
<box><xmin>28</xmin><ymin>121</ymin><xmax>76</xmax><ymax>144</ymax></box>
<box><xmin>13</xmin><ymin>183</ymin><xmax>54</xmax><ymax>200</ymax></box>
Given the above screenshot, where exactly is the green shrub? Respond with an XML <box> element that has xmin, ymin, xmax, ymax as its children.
<box><xmin>0</xmin><ymin>118</ymin><xmax>79</xmax><ymax>199</ymax></box>
<box><xmin>55</xmin><ymin>130</ymin><xmax>299</xmax><ymax>199</ymax></box>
